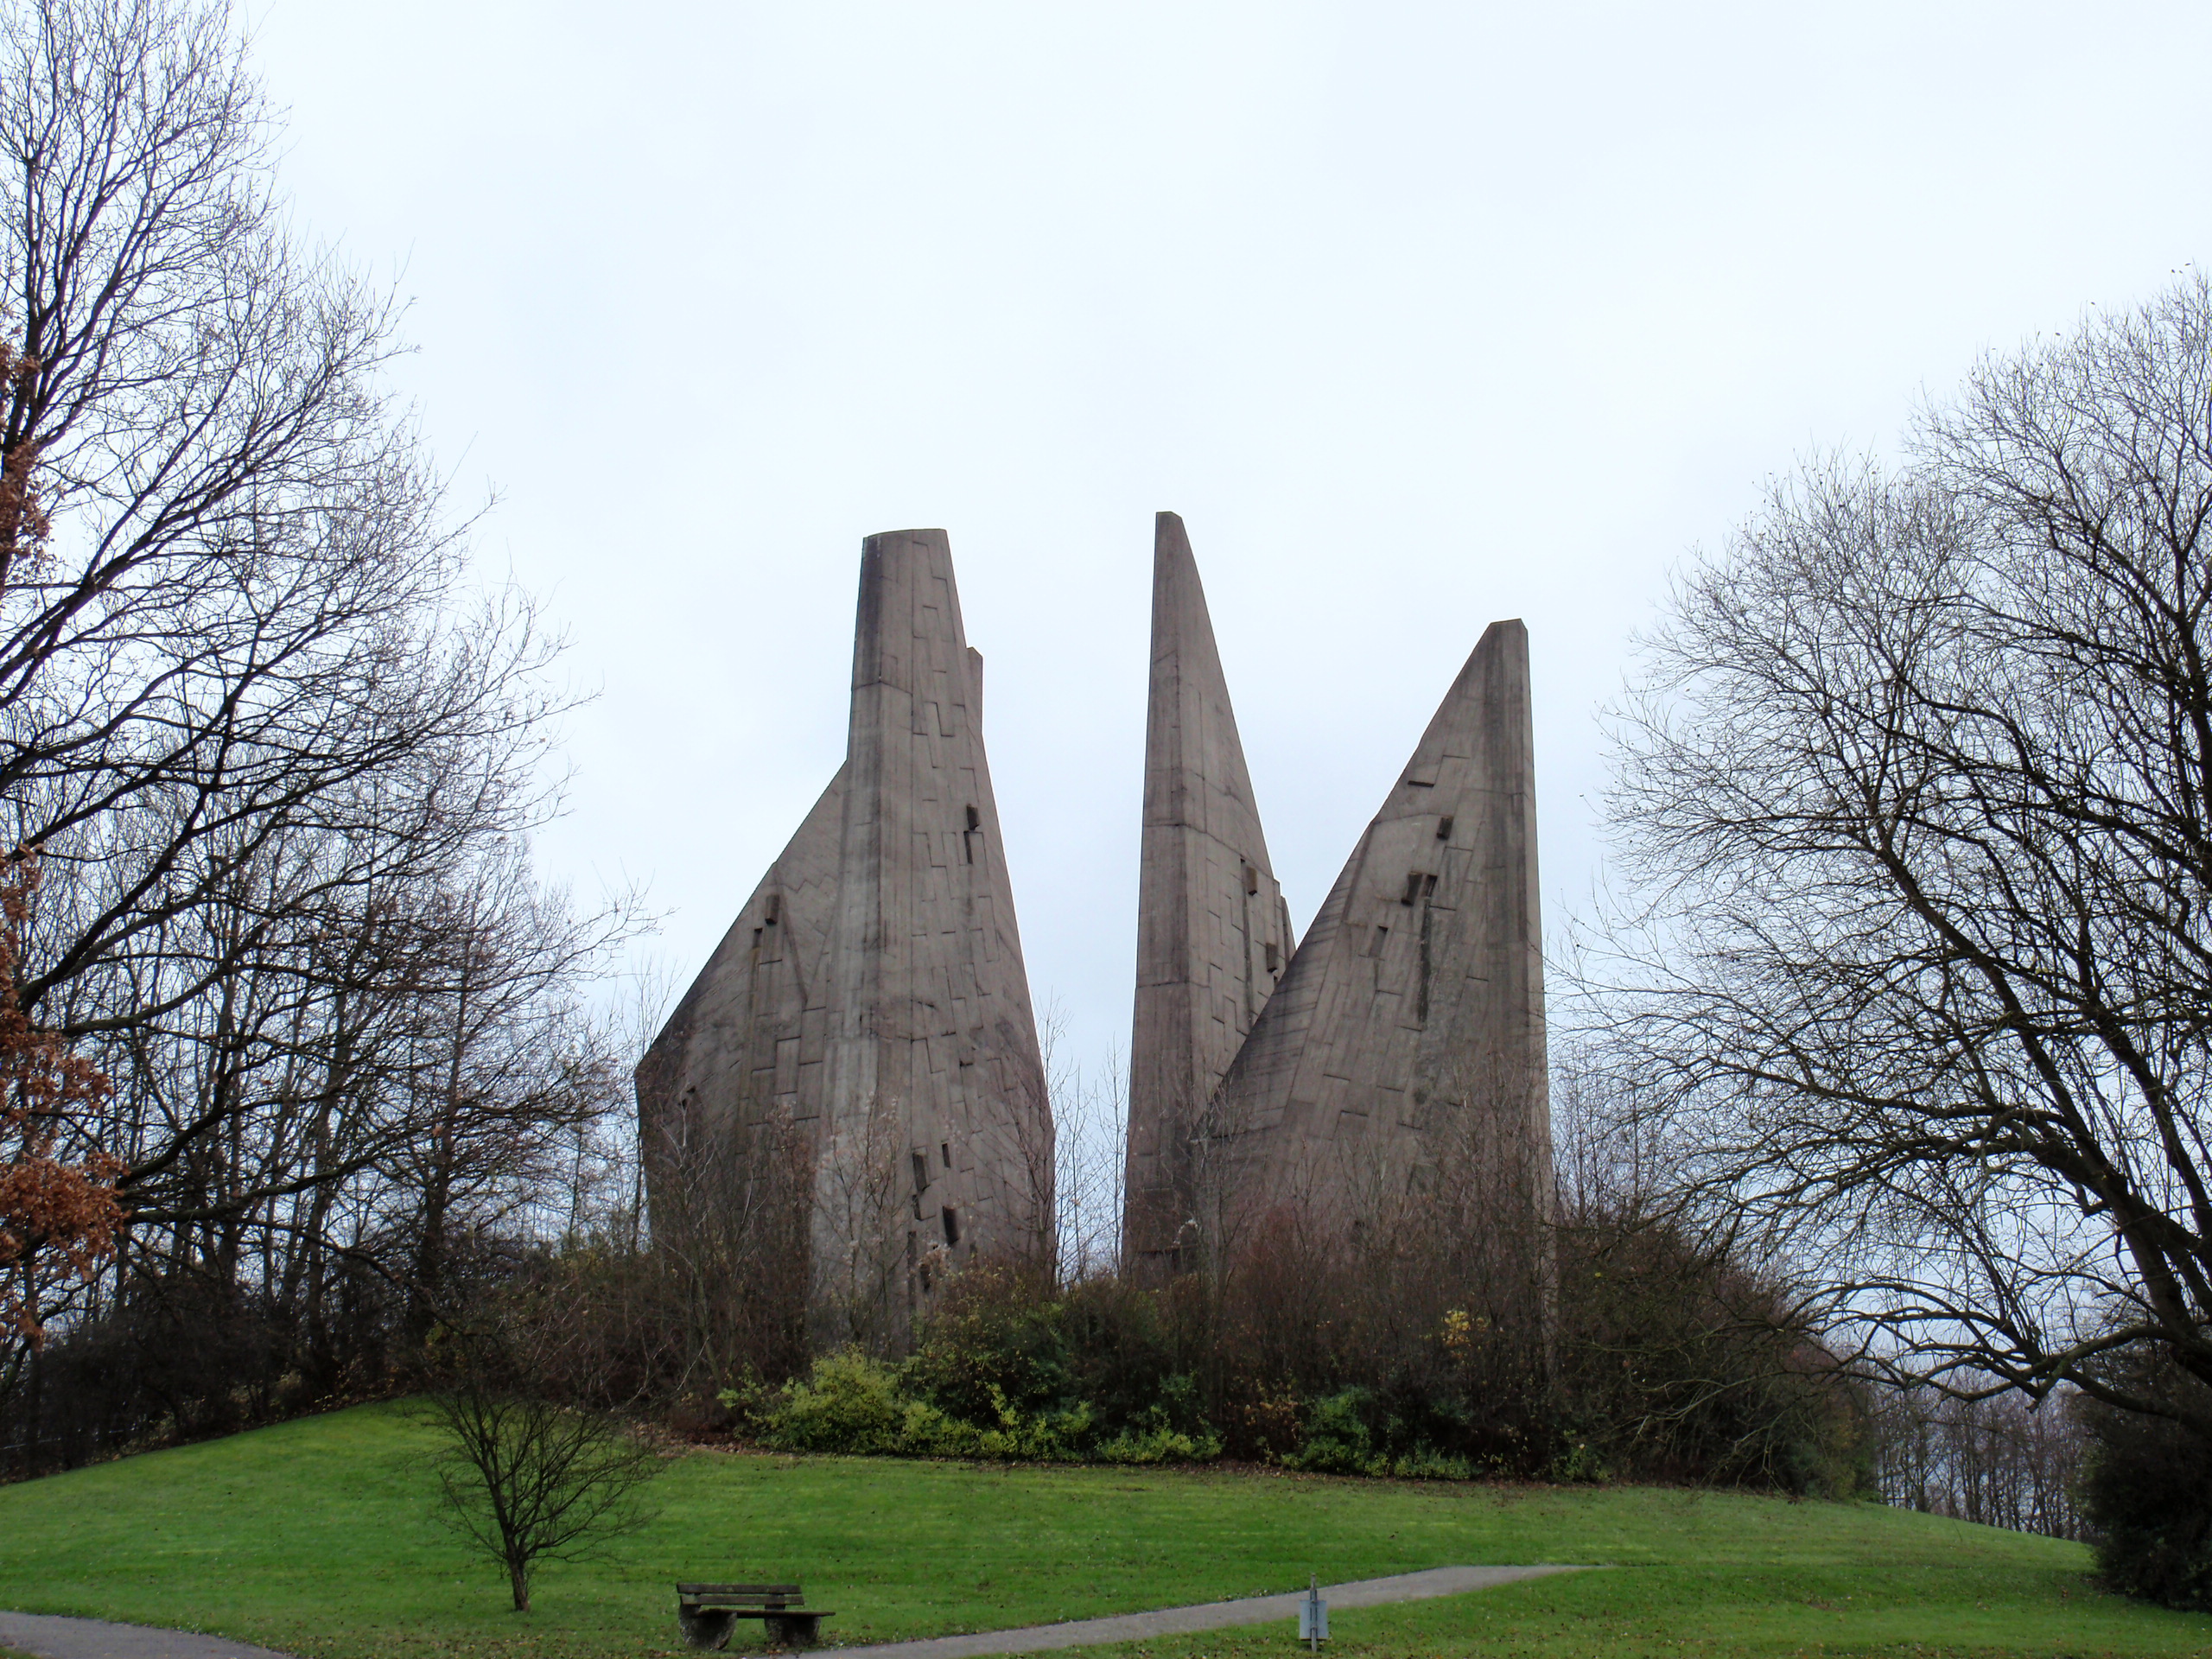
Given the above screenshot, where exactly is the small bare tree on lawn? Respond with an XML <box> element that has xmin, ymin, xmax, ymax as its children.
<box><xmin>425</xmin><ymin>1381</ymin><xmax>664</xmax><ymax>1612</ymax></box>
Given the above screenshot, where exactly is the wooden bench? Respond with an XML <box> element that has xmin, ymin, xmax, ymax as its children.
<box><xmin>676</xmin><ymin>1583</ymin><xmax>834</xmax><ymax>1651</ymax></box>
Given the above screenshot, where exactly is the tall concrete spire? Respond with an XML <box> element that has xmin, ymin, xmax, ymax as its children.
<box><xmin>637</xmin><ymin>530</ymin><xmax>1049</xmax><ymax>1343</ymax></box>
<box><xmin>1124</xmin><ymin>512</ymin><xmax>1293</xmax><ymax>1274</ymax></box>
<box><xmin>1205</xmin><ymin>619</ymin><xmax>1549</xmax><ymax>1230</ymax></box>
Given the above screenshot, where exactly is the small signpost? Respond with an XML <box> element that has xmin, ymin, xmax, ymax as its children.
<box><xmin>1298</xmin><ymin>1575</ymin><xmax>1328</xmax><ymax>1650</ymax></box>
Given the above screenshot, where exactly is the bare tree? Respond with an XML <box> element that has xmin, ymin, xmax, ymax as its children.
<box><xmin>634</xmin><ymin>1096</ymin><xmax>810</xmax><ymax>1395</ymax></box>
<box><xmin>1871</xmin><ymin>1381</ymin><xmax>2087</xmax><ymax>1539</ymax></box>
<box><xmin>386</xmin><ymin>844</ymin><xmax>639</xmax><ymax>1336</ymax></box>
<box><xmin>424</xmin><ymin>1378</ymin><xmax>664</xmax><ymax>1612</ymax></box>
<box><xmin>0</xmin><ymin>0</ymin><xmax>563</xmax><ymax>1221</ymax></box>
<box><xmin>1007</xmin><ymin>1003</ymin><xmax>1065</xmax><ymax>1276</ymax></box>
<box><xmin>1594</xmin><ymin>275</ymin><xmax>2212</xmax><ymax>1440</ymax></box>
<box><xmin>1</xmin><ymin>0</ymin><xmax>562</xmax><ymax>988</ymax></box>
<box><xmin>809</xmin><ymin>1092</ymin><xmax>905</xmax><ymax>1351</ymax></box>
<box><xmin>0</xmin><ymin>0</ymin><xmax>644</xmax><ymax>1452</ymax></box>
<box><xmin>1052</xmin><ymin>1042</ymin><xmax>1126</xmax><ymax>1284</ymax></box>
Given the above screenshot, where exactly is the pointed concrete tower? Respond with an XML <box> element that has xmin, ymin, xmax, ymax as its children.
<box><xmin>1124</xmin><ymin>512</ymin><xmax>1294</xmax><ymax>1275</ymax></box>
<box><xmin>1205</xmin><ymin>619</ymin><xmax>1549</xmax><ymax>1236</ymax></box>
<box><xmin>638</xmin><ymin>530</ymin><xmax>1050</xmax><ymax>1344</ymax></box>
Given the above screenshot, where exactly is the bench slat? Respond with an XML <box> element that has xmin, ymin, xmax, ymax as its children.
<box><xmin>677</xmin><ymin>1607</ymin><xmax>835</xmax><ymax>1615</ymax></box>
<box><xmin>677</xmin><ymin>1584</ymin><xmax>802</xmax><ymax>1594</ymax></box>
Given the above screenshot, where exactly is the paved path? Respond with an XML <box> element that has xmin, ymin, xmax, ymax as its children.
<box><xmin>0</xmin><ymin>1612</ymin><xmax>296</xmax><ymax>1659</ymax></box>
<box><xmin>809</xmin><ymin>1566</ymin><xmax>1585</xmax><ymax>1659</ymax></box>
<box><xmin>2</xmin><ymin>1565</ymin><xmax>1582</xmax><ymax>1659</ymax></box>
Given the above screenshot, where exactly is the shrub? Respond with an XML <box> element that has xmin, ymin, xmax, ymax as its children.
<box><xmin>759</xmin><ymin>1349</ymin><xmax>908</xmax><ymax>1454</ymax></box>
<box><xmin>1095</xmin><ymin>1423</ymin><xmax>1222</xmax><ymax>1464</ymax></box>
<box><xmin>1375</xmin><ymin>1447</ymin><xmax>1477</xmax><ymax>1480</ymax></box>
<box><xmin>906</xmin><ymin>1262</ymin><xmax>1069</xmax><ymax>1425</ymax></box>
<box><xmin>755</xmin><ymin>1345</ymin><xmax>1115</xmax><ymax>1463</ymax></box>
<box><xmin>2077</xmin><ymin>1357</ymin><xmax>2212</xmax><ymax>1611</ymax></box>
<box><xmin>747</xmin><ymin>1230</ymin><xmax>1867</xmax><ymax>1497</ymax></box>
<box><xmin>1281</xmin><ymin>1389</ymin><xmax>1373</xmax><ymax>1474</ymax></box>
<box><xmin>1552</xmin><ymin>1207</ymin><xmax>1870</xmax><ymax>1494</ymax></box>
<box><xmin>896</xmin><ymin>1261</ymin><xmax>1218</xmax><ymax>1463</ymax></box>
<box><xmin>1056</xmin><ymin>1276</ymin><xmax>1195</xmax><ymax>1441</ymax></box>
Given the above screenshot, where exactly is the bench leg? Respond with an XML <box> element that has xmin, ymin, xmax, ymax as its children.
<box><xmin>678</xmin><ymin>1609</ymin><xmax>736</xmax><ymax>1651</ymax></box>
<box><xmin>764</xmin><ymin>1613</ymin><xmax>822</xmax><ymax>1649</ymax></box>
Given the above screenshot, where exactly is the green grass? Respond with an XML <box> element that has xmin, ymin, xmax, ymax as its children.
<box><xmin>0</xmin><ymin>1403</ymin><xmax>2202</xmax><ymax>1659</ymax></box>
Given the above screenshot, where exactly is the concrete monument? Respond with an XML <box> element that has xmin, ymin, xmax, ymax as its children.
<box><xmin>636</xmin><ymin>530</ymin><xmax>1050</xmax><ymax>1340</ymax></box>
<box><xmin>1115</xmin><ymin>507</ymin><xmax>1551</xmax><ymax>1270</ymax></box>
<box><xmin>640</xmin><ymin>512</ymin><xmax>1549</xmax><ymax>1332</ymax></box>
<box><xmin>1123</xmin><ymin>512</ymin><xmax>1295</xmax><ymax>1276</ymax></box>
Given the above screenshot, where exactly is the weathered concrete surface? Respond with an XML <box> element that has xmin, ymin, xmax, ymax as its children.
<box><xmin>1123</xmin><ymin>513</ymin><xmax>1293</xmax><ymax>1274</ymax></box>
<box><xmin>637</xmin><ymin>531</ymin><xmax>1049</xmax><ymax>1339</ymax></box>
<box><xmin>1206</xmin><ymin>619</ymin><xmax>1549</xmax><ymax>1230</ymax></box>
<box><xmin>795</xmin><ymin>1566</ymin><xmax>1585</xmax><ymax>1659</ymax></box>
<box><xmin>636</xmin><ymin>768</ymin><xmax>846</xmax><ymax>1173</ymax></box>
<box><xmin>0</xmin><ymin>1612</ymin><xmax>297</xmax><ymax>1659</ymax></box>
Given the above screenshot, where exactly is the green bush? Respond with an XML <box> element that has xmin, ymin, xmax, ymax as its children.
<box><xmin>2078</xmin><ymin>1357</ymin><xmax>2212</xmax><ymax>1611</ymax></box>
<box><xmin>760</xmin><ymin>1348</ymin><xmax>909</xmax><ymax>1454</ymax></box>
<box><xmin>1370</xmin><ymin>1447</ymin><xmax>1477</xmax><ymax>1480</ymax></box>
<box><xmin>1056</xmin><ymin>1277</ymin><xmax>1197</xmax><ymax>1440</ymax></box>
<box><xmin>1552</xmin><ymin>1210</ymin><xmax>1872</xmax><ymax>1494</ymax></box>
<box><xmin>906</xmin><ymin>1262</ymin><xmax>1070</xmax><ymax>1425</ymax></box>
<box><xmin>756</xmin><ymin>1347</ymin><xmax>1135</xmax><ymax>1464</ymax></box>
<box><xmin>1547</xmin><ymin>1439</ymin><xmax>1612</xmax><ymax>1484</ymax></box>
<box><xmin>1281</xmin><ymin>1389</ymin><xmax>1374</xmax><ymax>1474</ymax></box>
<box><xmin>1094</xmin><ymin>1423</ymin><xmax>1222</xmax><ymax>1465</ymax></box>
<box><xmin>749</xmin><ymin>1229</ymin><xmax>1867</xmax><ymax>1495</ymax></box>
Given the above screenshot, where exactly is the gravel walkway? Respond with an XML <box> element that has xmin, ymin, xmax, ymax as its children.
<box><xmin>0</xmin><ymin>1612</ymin><xmax>296</xmax><ymax>1659</ymax></box>
<box><xmin>807</xmin><ymin>1565</ymin><xmax>1585</xmax><ymax>1659</ymax></box>
<box><xmin>1</xmin><ymin>1563</ymin><xmax>1581</xmax><ymax>1659</ymax></box>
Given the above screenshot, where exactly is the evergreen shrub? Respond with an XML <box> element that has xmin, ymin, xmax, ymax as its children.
<box><xmin>2077</xmin><ymin>1357</ymin><xmax>2212</xmax><ymax>1611</ymax></box>
<box><xmin>736</xmin><ymin>1209</ymin><xmax>1867</xmax><ymax>1491</ymax></box>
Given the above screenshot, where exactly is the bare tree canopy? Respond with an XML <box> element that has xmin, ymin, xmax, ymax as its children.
<box><xmin>0</xmin><ymin>0</ymin><xmax>562</xmax><ymax>1027</ymax></box>
<box><xmin>424</xmin><ymin>1379</ymin><xmax>664</xmax><ymax>1612</ymax></box>
<box><xmin>0</xmin><ymin>0</ymin><xmax>642</xmax><ymax>1420</ymax></box>
<box><xmin>1596</xmin><ymin>276</ymin><xmax>2212</xmax><ymax>1437</ymax></box>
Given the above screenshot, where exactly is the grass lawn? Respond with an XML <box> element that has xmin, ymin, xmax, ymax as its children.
<box><xmin>0</xmin><ymin>1402</ymin><xmax>2203</xmax><ymax>1659</ymax></box>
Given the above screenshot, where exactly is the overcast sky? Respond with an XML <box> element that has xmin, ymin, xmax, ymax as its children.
<box><xmin>249</xmin><ymin>0</ymin><xmax>2212</xmax><ymax>1081</ymax></box>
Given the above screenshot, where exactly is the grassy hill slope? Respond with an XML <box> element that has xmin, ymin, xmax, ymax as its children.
<box><xmin>0</xmin><ymin>1403</ymin><xmax>2202</xmax><ymax>1659</ymax></box>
